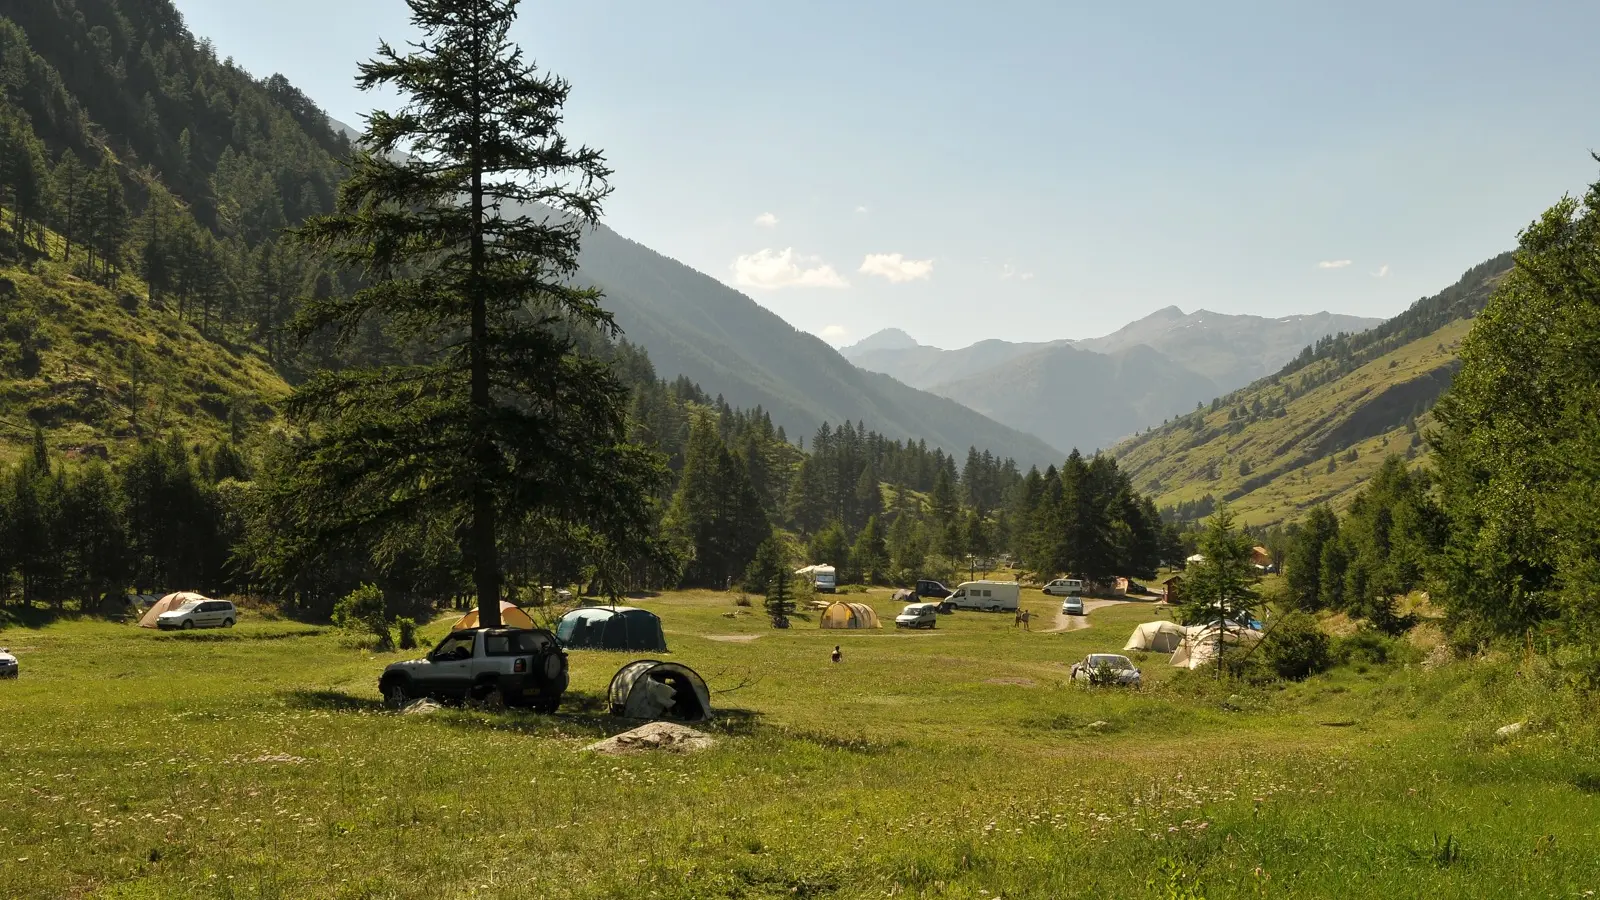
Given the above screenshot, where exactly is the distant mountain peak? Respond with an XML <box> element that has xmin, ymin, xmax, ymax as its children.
<box><xmin>843</xmin><ymin>328</ymin><xmax>921</xmax><ymax>354</ymax></box>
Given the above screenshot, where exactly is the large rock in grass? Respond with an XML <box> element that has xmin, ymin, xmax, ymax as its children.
<box><xmin>584</xmin><ymin>722</ymin><xmax>715</xmax><ymax>755</ymax></box>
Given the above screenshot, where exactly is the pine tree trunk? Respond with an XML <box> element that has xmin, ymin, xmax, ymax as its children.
<box><xmin>468</xmin><ymin>10</ymin><xmax>501</xmax><ymax>630</ymax></box>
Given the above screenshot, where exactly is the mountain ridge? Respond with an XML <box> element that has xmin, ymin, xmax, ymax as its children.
<box><xmin>1111</xmin><ymin>253</ymin><xmax>1515</xmax><ymax>526</ymax></box>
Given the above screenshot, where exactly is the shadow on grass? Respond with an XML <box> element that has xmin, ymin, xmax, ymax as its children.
<box><xmin>0</xmin><ymin>605</ymin><xmax>122</xmax><ymax>630</ymax></box>
<box><xmin>155</xmin><ymin>627</ymin><xmax>328</xmax><ymax>643</ymax></box>
<box><xmin>283</xmin><ymin>689</ymin><xmax>388</xmax><ymax>713</ymax></box>
<box><xmin>277</xmin><ymin>686</ymin><xmax>769</xmax><ymax>741</ymax></box>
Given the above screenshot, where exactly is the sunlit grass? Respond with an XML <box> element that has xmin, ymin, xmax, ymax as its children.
<box><xmin>2</xmin><ymin>589</ymin><xmax>1598</xmax><ymax>898</ymax></box>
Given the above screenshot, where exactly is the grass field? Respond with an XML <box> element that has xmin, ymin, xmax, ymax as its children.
<box><xmin>3</xmin><ymin>589</ymin><xmax>1599</xmax><ymax>899</ymax></box>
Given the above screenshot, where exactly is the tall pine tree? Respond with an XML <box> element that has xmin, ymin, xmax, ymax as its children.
<box><xmin>280</xmin><ymin>0</ymin><xmax>662</xmax><ymax>627</ymax></box>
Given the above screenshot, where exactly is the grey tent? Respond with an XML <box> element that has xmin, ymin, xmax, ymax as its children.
<box><xmin>555</xmin><ymin>606</ymin><xmax>668</xmax><ymax>652</ymax></box>
<box><xmin>607</xmin><ymin>660</ymin><xmax>711</xmax><ymax>722</ymax></box>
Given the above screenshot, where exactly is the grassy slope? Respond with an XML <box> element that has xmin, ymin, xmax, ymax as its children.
<box><xmin>3</xmin><ymin>590</ymin><xmax>1597</xmax><ymax>898</ymax></box>
<box><xmin>0</xmin><ymin>255</ymin><xmax>289</xmax><ymax>463</ymax></box>
<box><xmin>1112</xmin><ymin>256</ymin><xmax>1513</xmax><ymax>527</ymax></box>
<box><xmin>1114</xmin><ymin>319</ymin><xmax>1471</xmax><ymax>526</ymax></box>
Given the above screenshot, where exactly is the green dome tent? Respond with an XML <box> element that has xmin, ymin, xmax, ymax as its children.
<box><xmin>555</xmin><ymin>606</ymin><xmax>668</xmax><ymax>652</ymax></box>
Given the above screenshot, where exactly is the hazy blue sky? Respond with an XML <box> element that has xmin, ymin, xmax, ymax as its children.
<box><xmin>176</xmin><ymin>0</ymin><xmax>1599</xmax><ymax>348</ymax></box>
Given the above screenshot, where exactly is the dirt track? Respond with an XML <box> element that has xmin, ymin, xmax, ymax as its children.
<box><xmin>1045</xmin><ymin>598</ymin><xmax>1130</xmax><ymax>633</ymax></box>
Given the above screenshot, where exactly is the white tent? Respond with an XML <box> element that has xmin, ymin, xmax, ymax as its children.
<box><xmin>1169</xmin><ymin>622</ymin><xmax>1262</xmax><ymax>669</ymax></box>
<box><xmin>794</xmin><ymin>564</ymin><xmax>836</xmax><ymax>577</ymax></box>
<box><xmin>1124</xmin><ymin>621</ymin><xmax>1187</xmax><ymax>653</ymax></box>
<box><xmin>1186</xmin><ymin>554</ymin><xmax>1205</xmax><ymax>565</ymax></box>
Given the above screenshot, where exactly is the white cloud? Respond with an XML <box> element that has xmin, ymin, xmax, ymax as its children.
<box><xmin>731</xmin><ymin>248</ymin><xmax>849</xmax><ymax>290</ymax></box>
<box><xmin>1317</xmin><ymin>259</ymin><xmax>1353</xmax><ymax>269</ymax></box>
<box><xmin>1020</xmin><ymin>272</ymin><xmax>1035</xmax><ymax>281</ymax></box>
<box><xmin>1000</xmin><ymin>263</ymin><xmax>1035</xmax><ymax>281</ymax></box>
<box><xmin>859</xmin><ymin>253</ymin><xmax>934</xmax><ymax>283</ymax></box>
<box><xmin>820</xmin><ymin>325</ymin><xmax>849</xmax><ymax>343</ymax></box>
<box><xmin>753</xmin><ymin>212</ymin><xmax>778</xmax><ymax>228</ymax></box>
<box><xmin>855</xmin><ymin>205</ymin><xmax>869</xmax><ymax>214</ymax></box>
<box><xmin>1371</xmin><ymin>263</ymin><xmax>1390</xmax><ymax>278</ymax></box>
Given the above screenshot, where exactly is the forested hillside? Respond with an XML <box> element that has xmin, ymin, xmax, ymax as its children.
<box><xmin>0</xmin><ymin>0</ymin><xmax>1141</xmax><ymax>614</ymax></box>
<box><xmin>573</xmin><ymin>226</ymin><xmax>1064</xmax><ymax>467</ymax></box>
<box><xmin>1114</xmin><ymin>253</ymin><xmax>1514</xmax><ymax>526</ymax></box>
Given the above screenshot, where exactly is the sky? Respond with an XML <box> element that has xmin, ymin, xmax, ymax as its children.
<box><xmin>175</xmin><ymin>0</ymin><xmax>1600</xmax><ymax>349</ymax></box>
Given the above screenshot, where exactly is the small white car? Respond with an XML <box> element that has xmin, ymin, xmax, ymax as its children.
<box><xmin>157</xmin><ymin>598</ymin><xmax>237</xmax><ymax>630</ymax></box>
<box><xmin>1042</xmin><ymin>578</ymin><xmax>1085</xmax><ymax>597</ymax></box>
<box><xmin>894</xmin><ymin>603</ymin><xmax>940</xmax><ymax>629</ymax></box>
<box><xmin>1060</xmin><ymin>596</ymin><xmax>1085</xmax><ymax>616</ymax></box>
<box><xmin>1070</xmin><ymin>654</ymin><xmax>1142</xmax><ymax>687</ymax></box>
<box><xmin>0</xmin><ymin>648</ymin><xmax>16</xmax><ymax>679</ymax></box>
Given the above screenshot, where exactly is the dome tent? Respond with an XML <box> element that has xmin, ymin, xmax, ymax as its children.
<box><xmin>819</xmin><ymin>601</ymin><xmax>880</xmax><ymax>630</ymax></box>
<box><xmin>1124</xmin><ymin>621</ymin><xmax>1187</xmax><ymax>653</ymax></box>
<box><xmin>608</xmin><ymin>660</ymin><xmax>711</xmax><ymax>722</ymax></box>
<box><xmin>138</xmin><ymin>592</ymin><xmax>212</xmax><ymax>629</ymax></box>
<box><xmin>556</xmin><ymin>606</ymin><xmax>668</xmax><ymax>652</ymax></box>
<box><xmin>451</xmin><ymin>601</ymin><xmax>535</xmax><ymax>631</ymax></box>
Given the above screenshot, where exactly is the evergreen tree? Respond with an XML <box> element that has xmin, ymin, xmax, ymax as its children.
<box><xmin>764</xmin><ymin>565</ymin><xmax>794</xmax><ymax>627</ymax></box>
<box><xmin>1285</xmin><ymin>505</ymin><xmax>1339</xmax><ymax>610</ymax></box>
<box><xmin>279</xmin><ymin>0</ymin><xmax>662</xmax><ymax>627</ymax></box>
<box><xmin>670</xmin><ymin>415</ymin><xmax>771</xmax><ymax>587</ymax></box>
<box><xmin>851</xmin><ymin>515</ymin><xmax>888</xmax><ymax>584</ymax></box>
<box><xmin>1180</xmin><ymin>503</ymin><xmax>1261</xmax><ymax>639</ymax></box>
<box><xmin>743</xmin><ymin>535</ymin><xmax>787</xmax><ymax>596</ymax></box>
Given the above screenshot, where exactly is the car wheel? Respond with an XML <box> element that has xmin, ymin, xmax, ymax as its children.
<box><xmin>181</xmin><ymin>620</ymin><xmax>194</xmax><ymax>630</ymax></box>
<box><xmin>380</xmin><ymin>675</ymin><xmax>413</xmax><ymax>708</ymax></box>
<box><xmin>223</xmin><ymin>618</ymin><xmax>235</xmax><ymax>628</ymax></box>
<box><xmin>534</xmin><ymin>693</ymin><xmax>561</xmax><ymax>714</ymax></box>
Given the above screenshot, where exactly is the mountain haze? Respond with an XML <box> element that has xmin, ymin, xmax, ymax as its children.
<box><xmin>573</xmin><ymin>228</ymin><xmax>1065</xmax><ymax>467</ymax></box>
<box><xmin>844</xmin><ymin>306</ymin><xmax>1377</xmax><ymax>455</ymax></box>
<box><xmin>1076</xmin><ymin>307</ymin><xmax>1384</xmax><ymax>389</ymax></box>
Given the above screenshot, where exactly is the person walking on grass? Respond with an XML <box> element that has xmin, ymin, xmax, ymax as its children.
<box><xmin>831</xmin><ymin>645</ymin><xmax>842</xmax><ymax>664</ymax></box>
<box><xmin>1020</xmin><ymin>608</ymin><xmax>1032</xmax><ymax>632</ymax></box>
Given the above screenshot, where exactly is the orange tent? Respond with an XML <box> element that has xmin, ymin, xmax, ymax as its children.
<box><xmin>450</xmin><ymin>601</ymin><xmax>536</xmax><ymax>631</ymax></box>
<box><xmin>138</xmin><ymin>592</ymin><xmax>211</xmax><ymax>628</ymax></box>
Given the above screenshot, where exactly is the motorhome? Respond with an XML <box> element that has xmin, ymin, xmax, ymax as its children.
<box><xmin>794</xmin><ymin>564</ymin><xmax>838</xmax><ymax>594</ymax></box>
<box><xmin>947</xmin><ymin>580</ymin><xmax>1020</xmax><ymax>612</ymax></box>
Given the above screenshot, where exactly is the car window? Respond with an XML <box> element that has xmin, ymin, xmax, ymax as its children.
<box><xmin>433</xmin><ymin>635</ymin><xmax>475</xmax><ymax>660</ymax></box>
<box><xmin>485</xmin><ymin>634</ymin><xmax>511</xmax><ymax>655</ymax></box>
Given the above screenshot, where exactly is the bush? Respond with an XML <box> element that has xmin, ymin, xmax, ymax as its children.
<box><xmin>1262</xmin><ymin>611</ymin><xmax>1331</xmax><ymax>680</ymax></box>
<box><xmin>332</xmin><ymin>584</ymin><xmax>394</xmax><ymax>652</ymax></box>
<box><xmin>1332</xmin><ymin>628</ymin><xmax>1417</xmax><ymax>667</ymax></box>
<box><xmin>396</xmin><ymin>617</ymin><xmax>420</xmax><ymax>650</ymax></box>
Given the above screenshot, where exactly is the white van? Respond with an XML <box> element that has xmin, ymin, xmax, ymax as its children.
<box><xmin>1042</xmin><ymin>578</ymin><xmax>1084</xmax><ymax>597</ymax></box>
<box><xmin>948</xmin><ymin>580</ymin><xmax>1020</xmax><ymax>612</ymax></box>
<box><xmin>894</xmin><ymin>603</ymin><xmax>940</xmax><ymax>629</ymax></box>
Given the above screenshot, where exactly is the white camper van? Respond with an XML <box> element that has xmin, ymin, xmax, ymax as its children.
<box><xmin>947</xmin><ymin>580</ymin><xmax>1020</xmax><ymax>612</ymax></box>
<box><xmin>794</xmin><ymin>564</ymin><xmax>838</xmax><ymax>594</ymax></box>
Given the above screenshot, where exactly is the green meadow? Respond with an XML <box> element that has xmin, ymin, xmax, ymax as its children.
<box><xmin>2</xmin><ymin>590</ymin><xmax>1598</xmax><ymax>899</ymax></box>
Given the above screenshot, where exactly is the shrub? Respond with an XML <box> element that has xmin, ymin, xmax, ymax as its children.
<box><xmin>1262</xmin><ymin>611</ymin><xmax>1331</xmax><ymax>680</ymax></box>
<box><xmin>396</xmin><ymin>617</ymin><xmax>420</xmax><ymax>650</ymax></box>
<box><xmin>1333</xmin><ymin>628</ymin><xmax>1418</xmax><ymax>667</ymax></box>
<box><xmin>332</xmin><ymin>584</ymin><xmax>394</xmax><ymax>651</ymax></box>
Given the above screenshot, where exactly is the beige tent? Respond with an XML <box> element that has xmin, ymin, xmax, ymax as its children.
<box><xmin>1124</xmin><ymin>620</ymin><xmax>1187</xmax><ymax>653</ymax></box>
<box><xmin>451</xmin><ymin>602</ymin><xmax>536</xmax><ymax>631</ymax></box>
<box><xmin>1169</xmin><ymin>623</ymin><xmax>1263</xmax><ymax>669</ymax></box>
<box><xmin>137</xmin><ymin>592</ymin><xmax>211</xmax><ymax>628</ymax></box>
<box><xmin>819</xmin><ymin>601</ymin><xmax>881</xmax><ymax>630</ymax></box>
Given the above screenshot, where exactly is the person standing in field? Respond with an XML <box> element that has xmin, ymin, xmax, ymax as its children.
<box><xmin>831</xmin><ymin>645</ymin><xmax>842</xmax><ymax>664</ymax></box>
<box><xmin>1020</xmin><ymin>608</ymin><xmax>1032</xmax><ymax>631</ymax></box>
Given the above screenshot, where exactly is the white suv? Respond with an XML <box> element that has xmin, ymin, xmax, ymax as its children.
<box><xmin>1042</xmin><ymin>578</ymin><xmax>1084</xmax><ymax>597</ymax></box>
<box><xmin>0</xmin><ymin>648</ymin><xmax>16</xmax><ymax>678</ymax></box>
<box><xmin>157</xmin><ymin>599</ymin><xmax>237</xmax><ymax>630</ymax></box>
